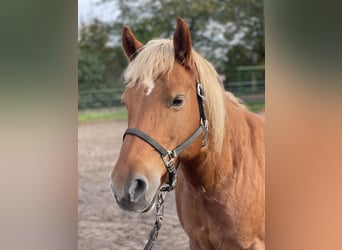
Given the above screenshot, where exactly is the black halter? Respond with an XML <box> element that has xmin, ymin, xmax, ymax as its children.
<box><xmin>123</xmin><ymin>79</ymin><xmax>208</xmax><ymax>191</ymax></box>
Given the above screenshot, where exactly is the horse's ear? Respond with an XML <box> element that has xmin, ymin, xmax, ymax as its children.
<box><xmin>122</xmin><ymin>26</ymin><xmax>143</xmax><ymax>61</ymax></box>
<box><xmin>173</xmin><ymin>17</ymin><xmax>194</xmax><ymax>68</ymax></box>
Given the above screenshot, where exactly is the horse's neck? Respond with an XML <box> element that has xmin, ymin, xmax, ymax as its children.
<box><xmin>181</xmin><ymin>96</ymin><xmax>260</xmax><ymax>193</ymax></box>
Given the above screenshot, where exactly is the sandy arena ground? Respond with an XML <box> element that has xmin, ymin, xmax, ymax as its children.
<box><xmin>78</xmin><ymin>120</ymin><xmax>190</xmax><ymax>250</ymax></box>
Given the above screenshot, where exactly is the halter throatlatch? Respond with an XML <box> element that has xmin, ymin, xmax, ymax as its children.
<box><xmin>122</xmin><ymin>79</ymin><xmax>208</xmax><ymax>250</ymax></box>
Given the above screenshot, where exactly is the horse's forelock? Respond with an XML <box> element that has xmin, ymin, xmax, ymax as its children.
<box><xmin>124</xmin><ymin>39</ymin><xmax>174</xmax><ymax>89</ymax></box>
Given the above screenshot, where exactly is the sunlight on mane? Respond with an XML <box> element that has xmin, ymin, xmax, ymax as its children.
<box><xmin>123</xmin><ymin>39</ymin><xmax>245</xmax><ymax>153</ymax></box>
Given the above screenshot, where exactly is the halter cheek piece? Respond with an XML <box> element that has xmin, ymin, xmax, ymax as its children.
<box><xmin>122</xmin><ymin>80</ymin><xmax>208</xmax><ymax>191</ymax></box>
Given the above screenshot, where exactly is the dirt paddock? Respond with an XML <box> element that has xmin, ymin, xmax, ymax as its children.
<box><xmin>78</xmin><ymin>120</ymin><xmax>189</xmax><ymax>250</ymax></box>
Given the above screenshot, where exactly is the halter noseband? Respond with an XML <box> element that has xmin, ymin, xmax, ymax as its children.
<box><xmin>123</xmin><ymin>79</ymin><xmax>208</xmax><ymax>191</ymax></box>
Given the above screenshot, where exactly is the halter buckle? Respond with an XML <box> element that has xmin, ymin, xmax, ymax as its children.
<box><xmin>162</xmin><ymin>150</ymin><xmax>177</xmax><ymax>173</ymax></box>
<box><xmin>202</xmin><ymin>118</ymin><xmax>209</xmax><ymax>131</ymax></box>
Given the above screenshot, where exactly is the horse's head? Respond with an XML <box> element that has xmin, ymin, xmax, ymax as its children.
<box><xmin>110</xmin><ymin>18</ymin><xmax>204</xmax><ymax>212</ymax></box>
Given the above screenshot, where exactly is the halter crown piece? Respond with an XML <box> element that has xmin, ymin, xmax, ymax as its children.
<box><xmin>122</xmin><ymin>79</ymin><xmax>208</xmax><ymax>250</ymax></box>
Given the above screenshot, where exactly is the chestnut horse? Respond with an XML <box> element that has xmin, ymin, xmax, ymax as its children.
<box><xmin>110</xmin><ymin>18</ymin><xmax>265</xmax><ymax>250</ymax></box>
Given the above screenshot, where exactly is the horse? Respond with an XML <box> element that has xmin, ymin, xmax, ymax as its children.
<box><xmin>110</xmin><ymin>17</ymin><xmax>265</xmax><ymax>250</ymax></box>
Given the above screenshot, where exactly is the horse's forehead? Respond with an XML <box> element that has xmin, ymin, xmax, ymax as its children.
<box><xmin>171</xmin><ymin>62</ymin><xmax>190</xmax><ymax>76</ymax></box>
<box><xmin>160</xmin><ymin>64</ymin><xmax>194</xmax><ymax>85</ymax></box>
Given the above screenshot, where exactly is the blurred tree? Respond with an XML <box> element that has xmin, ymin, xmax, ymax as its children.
<box><xmin>104</xmin><ymin>0</ymin><xmax>264</xmax><ymax>76</ymax></box>
<box><xmin>79</xmin><ymin>19</ymin><xmax>111</xmax><ymax>54</ymax></box>
<box><xmin>222</xmin><ymin>0</ymin><xmax>265</xmax><ymax>70</ymax></box>
<box><xmin>78</xmin><ymin>19</ymin><xmax>127</xmax><ymax>87</ymax></box>
<box><xmin>78</xmin><ymin>48</ymin><xmax>106</xmax><ymax>90</ymax></box>
<box><xmin>78</xmin><ymin>0</ymin><xmax>264</xmax><ymax>108</ymax></box>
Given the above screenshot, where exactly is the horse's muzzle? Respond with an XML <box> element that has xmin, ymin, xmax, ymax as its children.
<box><xmin>110</xmin><ymin>175</ymin><xmax>157</xmax><ymax>213</ymax></box>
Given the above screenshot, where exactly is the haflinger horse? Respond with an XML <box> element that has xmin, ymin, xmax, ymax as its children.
<box><xmin>110</xmin><ymin>17</ymin><xmax>265</xmax><ymax>250</ymax></box>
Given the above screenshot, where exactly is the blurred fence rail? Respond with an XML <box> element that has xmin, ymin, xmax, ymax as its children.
<box><xmin>226</xmin><ymin>80</ymin><xmax>265</xmax><ymax>103</ymax></box>
<box><xmin>78</xmin><ymin>66</ymin><xmax>264</xmax><ymax>110</ymax></box>
<box><xmin>78</xmin><ymin>87</ymin><xmax>124</xmax><ymax>109</ymax></box>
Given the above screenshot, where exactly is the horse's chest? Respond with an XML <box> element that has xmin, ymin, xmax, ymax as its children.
<box><xmin>177</xmin><ymin>188</ymin><xmax>238</xmax><ymax>249</ymax></box>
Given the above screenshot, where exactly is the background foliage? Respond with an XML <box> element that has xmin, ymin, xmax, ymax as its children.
<box><xmin>111</xmin><ymin>0</ymin><xmax>264</xmax><ymax>74</ymax></box>
<box><xmin>78</xmin><ymin>0</ymin><xmax>264</xmax><ymax>109</ymax></box>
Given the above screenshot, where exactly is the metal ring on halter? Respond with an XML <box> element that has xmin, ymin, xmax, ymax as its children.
<box><xmin>197</xmin><ymin>81</ymin><xmax>206</xmax><ymax>101</ymax></box>
<box><xmin>162</xmin><ymin>150</ymin><xmax>177</xmax><ymax>170</ymax></box>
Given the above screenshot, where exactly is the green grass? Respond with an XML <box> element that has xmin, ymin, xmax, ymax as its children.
<box><xmin>78</xmin><ymin>110</ymin><xmax>127</xmax><ymax>122</ymax></box>
<box><xmin>245</xmin><ymin>102</ymin><xmax>265</xmax><ymax>113</ymax></box>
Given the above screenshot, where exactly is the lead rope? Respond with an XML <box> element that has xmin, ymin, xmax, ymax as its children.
<box><xmin>144</xmin><ymin>159</ymin><xmax>177</xmax><ymax>250</ymax></box>
<box><xmin>143</xmin><ymin>156</ymin><xmax>178</xmax><ymax>250</ymax></box>
<box><xmin>143</xmin><ymin>190</ymin><xmax>168</xmax><ymax>250</ymax></box>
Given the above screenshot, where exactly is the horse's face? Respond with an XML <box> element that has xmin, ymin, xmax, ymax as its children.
<box><xmin>110</xmin><ymin>18</ymin><xmax>202</xmax><ymax>212</ymax></box>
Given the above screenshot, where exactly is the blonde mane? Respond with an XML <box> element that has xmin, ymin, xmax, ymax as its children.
<box><xmin>123</xmin><ymin>39</ymin><xmax>230</xmax><ymax>153</ymax></box>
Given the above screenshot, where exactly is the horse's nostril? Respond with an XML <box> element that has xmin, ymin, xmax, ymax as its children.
<box><xmin>128</xmin><ymin>177</ymin><xmax>147</xmax><ymax>203</ymax></box>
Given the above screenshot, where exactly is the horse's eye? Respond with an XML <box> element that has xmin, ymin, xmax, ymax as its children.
<box><xmin>171</xmin><ymin>95</ymin><xmax>185</xmax><ymax>107</ymax></box>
